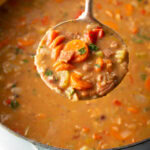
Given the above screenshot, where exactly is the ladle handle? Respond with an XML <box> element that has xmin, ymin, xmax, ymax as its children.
<box><xmin>84</xmin><ymin>0</ymin><xmax>93</xmax><ymax>18</ymax></box>
<box><xmin>78</xmin><ymin>0</ymin><xmax>93</xmax><ymax>20</ymax></box>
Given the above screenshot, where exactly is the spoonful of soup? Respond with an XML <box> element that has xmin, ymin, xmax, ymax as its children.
<box><xmin>35</xmin><ymin>0</ymin><xmax>129</xmax><ymax>101</ymax></box>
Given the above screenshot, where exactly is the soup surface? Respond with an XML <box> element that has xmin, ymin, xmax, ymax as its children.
<box><xmin>0</xmin><ymin>0</ymin><xmax>150</xmax><ymax>150</ymax></box>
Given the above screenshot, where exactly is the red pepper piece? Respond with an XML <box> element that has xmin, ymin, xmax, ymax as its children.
<box><xmin>88</xmin><ymin>27</ymin><xmax>104</xmax><ymax>44</ymax></box>
<box><xmin>88</xmin><ymin>30</ymin><xmax>98</xmax><ymax>44</ymax></box>
<box><xmin>93</xmin><ymin>27</ymin><xmax>104</xmax><ymax>38</ymax></box>
<box><xmin>5</xmin><ymin>99</ymin><xmax>11</xmax><ymax>105</ymax></box>
<box><xmin>141</xmin><ymin>9</ymin><xmax>146</xmax><ymax>15</ymax></box>
<box><xmin>113</xmin><ymin>100</ymin><xmax>122</xmax><ymax>106</ymax></box>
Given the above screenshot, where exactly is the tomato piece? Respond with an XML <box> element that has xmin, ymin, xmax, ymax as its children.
<box><xmin>88</xmin><ymin>27</ymin><xmax>104</xmax><ymax>44</ymax></box>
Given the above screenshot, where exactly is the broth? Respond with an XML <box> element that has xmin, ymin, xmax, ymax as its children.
<box><xmin>0</xmin><ymin>0</ymin><xmax>150</xmax><ymax>150</ymax></box>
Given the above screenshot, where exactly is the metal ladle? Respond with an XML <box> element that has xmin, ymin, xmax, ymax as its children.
<box><xmin>35</xmin><ymin>0</ymin><xmax>128</xmax><ymax>100</ymax></box>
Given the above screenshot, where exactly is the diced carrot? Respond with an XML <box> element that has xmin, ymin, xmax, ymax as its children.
<box><xmin>31</xmin><ymin>18</ymin><xmax>39</xmax><ymax>25</ymax></box>
<box><xmin>92</xmin><ymin>133</ymin><xmax>102</xmax><ymax>140</ymax></box>
<box><xmin>82</xmin><ymin>127</ymin><xmax>90</xmax><ymax>133</ymax></box>
<box><xmin>105</xmin><ymin>59</ymin><xmax>112</xmax><ymax>72</ymax></box>
<box><xmin>96</xmin><ymin>3</ymin><xmax>102</xmax><ymax>10</ymax></box>
<box><xmin>103</xmin><ymin>21</ymin><xmax>118</xmax><ymax>31</ymax></box>
<box><xmin>35</xmin><ymin>113</ymin><xmax>46</xmax><ymax>119</ymax></box>
<box><xmin>111</xmin><ymin>127</ymin><xmax>131</xmax><ymax>140</ymax></box>
<box><xmin>113</xmin><ymin>100</ymin><xmax>122</xmax><ymax>106</ymax></box>
<box><xmin>54</xmin><ymin>62</ymin><xmax>75</xmax><ymax>71</ymax></box>
<box><xmin>70</xmin><ymin>72</ymin><xmax>92</xmax><ymax>90</ymax></box>
<box><xmin>127</xmin><ymin>107</ymin><xmax>139</xmax><ymax>114</ymax></box>
<box><xmin>131</xmin><ymin>26</ymin><xmax>139</xmax><ymax>34</ymax></box>
<box><xmin>41</xmin><ymin>16</ymin><xmax>49</xmax><ymax>26</ymax></box>
<box><xmin>141</xmin><ymin>9</ymin><xmax>146</xmax><ymax>15</ymax></box>
<box><xmin>125</xmin><ymin>3</ymin><xmax>134</xmax><ymax>16</ymax></box>
<box><xmin>46</xmin><ymin>30</ymin><xmax>59</xmax><ymax>46</ymax></box>
<box><xmin>94</xmin><ymin>58</ymin><xmax>104</xmax><ymax>72</ymax></box>
<box><xmin>17</xmin><ymin>38</ymin><xmax>35</xmax><ymax>47</ymax></box>
<box><xmin>51</xmin><ymin>43</ymin><xmax>64</xmax><ymax>60</ymax></box>
<box><xmin>50</xmin><ymin>35</ymin><xmax>65</xmax><ymax>49</ymax></box>
<box><xmin>128</xmin><ymin>73</ymin><xmax>134</xmax><ymax>84</ymax></box>
<box><xmin>75</xmin><ymin>10</ymin><xmax>84</xmax><ymax>19</ymax></box>
<box><xmin>64</xmin><ymin>40</ymin><xmax>89</xmax><ymax>63</ymax></box>
<box><xmin>145</xmin><ymin>76</ymin><xmax>150</xmax><ymax>92</ymax></box>
<box><xmin>0</xmin><ymin>38</ymin><xmax>9</xmax><ymax>49</ymax></box>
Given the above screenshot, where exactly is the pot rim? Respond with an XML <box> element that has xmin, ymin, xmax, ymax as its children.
<box><xmin>0</xmin><ymin>123</ymin><xmax>150</xmax><ymax>150</ymax></box>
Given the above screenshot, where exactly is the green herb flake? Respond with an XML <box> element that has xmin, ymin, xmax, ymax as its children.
<box><xmin>45</xmin><ymin>69</ymin><xmax>53</xmax><ymax>76</ymax></box>
<box><xmin>10</xmin><ymin>100</ymin><xmax>19</xmax><ymax>109</ymax></box>
<box><xmin>22</xmin><ymin>59</ymin><xmax>29</xmax><ymax>63</ymax></box>
<box><xmin>36</xmin><ymin>73</ymin><xmax>40</xmax><ymax>77</ymax></box>
<box><xmin>40</xmin><ymin>45</ymin><xmax>44</xmax><ymax>48</ymax></box>
<box><xmin>15</xmin><ymin>48</ymin><xmax>23</xmax><ymax>55</ymax></box>
<box><xmin>140</xmin><ymin>73</ymin><xmax>147</xmax><ymax>81</ymax></box>
<box><xmin>132</xmin><ymin>37</ymin><xmax>143</xmax><ymax>44</ymax></box>
<box><xmin>89</xmin><ymin>44</ymin><xmax>99</xmax><ymax>52</ymax></box>
<box><xmin>95</xmin><ymin>64</ymin><xmax>101</xmax><ymax>68</ymax></box>
<box><xmin>138</xmin><ymin>33</ymin><xmax>150</xmax><ymax>41</ymax></box>
<box><xmin>78</xmin><ymin>47</ymin><xmax>86</xmax><ymax>55</ymax></box>
<box><xmin>11</xmin><ymin>84</ymin><xmax>17</xmax><ymax>88</ymax></box>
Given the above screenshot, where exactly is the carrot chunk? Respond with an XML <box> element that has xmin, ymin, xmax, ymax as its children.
<box><xmin>70</xmin><ymin>72</ymin><xmax>92</xmax><ymax>90</ymax></box>
<box><xmin>125</xmin><ymin>3</ymin><xmax>134</xmax><ymax>16</ymax></box>
<box><xmin>17</xmin><ymin>38</ymin><xmax>35</xmax><ymax>47</ymax></box>
<box><xmin>127</xmin><ymin>107</ymin><xmax>139</xmax><ymax>114</ymax></box>
<box><xmin>145</xmin><ymin>76</ymin><xmax>150</xmax><ymax>92</ymax></box>
<box><xmin>51</xmin><ymin>43</ymin><xmax>64</xmax><ymax>60</ymax></box>
<box><xmin>50</xmin><ymin>35</ymin><xmax>65</xmax><ymax>49</ymax></box>
<box><xmin>94</xmin><ymin>58</ymin><xmax>104</xmax><ymax>72</ymax></box>
<box><xmin>64</xmin><ymin>40</ymin><xmax>89</xmax><ymax>63</ymax></box>
<box><xmin>54</xmin><ymin>62</ymin><xmax>75</xmax><ymax>71</ymax></box>
<box><xmin>46</xmin><ymin>30</ymin><xmax>59</xmax><ymax>46</ymax></box>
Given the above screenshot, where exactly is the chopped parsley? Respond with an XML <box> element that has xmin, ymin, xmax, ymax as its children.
<box><xmin>89</xmin><ymin>44</ymin><xmax>99</xmax><ymax>52</ymax></box>
<box><xmin>140</xmin><ymin>73</ymin><xmax>147</xmax><ymax>81</ymax></box>
<box><xmin>132</xmin><ymin>37</ymin><xmax>143</xmax><ymax>44</ymax></box>
<box><xmin>23</xmin><ymin>59</ymin><xmax>29</xmax><ymax>63</ymax></box>
<box><xmin>10</xmin><ymin>100</ymin><xmax>19</xmax><ymax>109</ymax></box>
<box><xmin>132</xmin><ymin>33</ymin><xmax>150</xmax><ymax>43</ymax></box>
<box><xmin>15</xmin><ymin>47</ymin><xmax>23</xmax><ymax>55</ymax></box>
<box><xmin>45</xmin><ymin>69</ymin><xmax>53</xmax><ymax>76</ymax></box>
<box><xmin>138</xmin><ymin>33</ymin><xmax>150</xmax><ymax>41</ymax></box>
<box><xmin>78</xmin><ymin>47</ymin><xmax>86</xmax><ymax>55</ymax></box>
<box><xmin>11</xmin><ymin>83</ymin><xmax>17</xmax><ymax>88</ymax></box>
<box><xmin>40</xmin><ymin>45</ymin><xmax>44</xmax><ymax>48</ymax></box>
<box><xmin>95</xmin><ymin>64</ymin><xmax>101</xmax><ymax>68</ymax></box>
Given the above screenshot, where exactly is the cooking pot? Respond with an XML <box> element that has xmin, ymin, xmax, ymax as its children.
<box><xmin>0</xmin><ymin>1</ymin><xmax>150</xmax><ymax>150</ymax></box>
<box><xmin>0</xmin><ymin>123</ymin><xmax>150</xmax><ymax>150</ymax></box>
